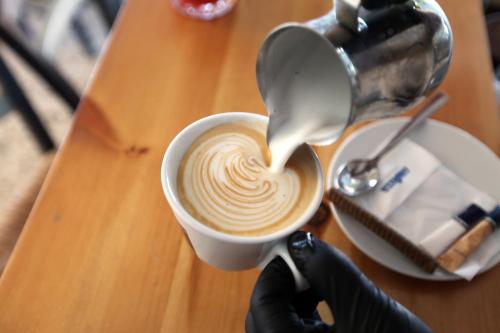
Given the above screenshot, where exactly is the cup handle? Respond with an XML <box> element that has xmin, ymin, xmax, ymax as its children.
<box><xmin>258</xmin><ymin>239</ymin><xmax>310</xmax><ymax>292</ymax></box>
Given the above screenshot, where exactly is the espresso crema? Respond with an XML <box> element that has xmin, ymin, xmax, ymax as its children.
<box><xmin>177</xmin><ymin>121</ymin><xmax>318</xmax><ymax>236</ymax></box>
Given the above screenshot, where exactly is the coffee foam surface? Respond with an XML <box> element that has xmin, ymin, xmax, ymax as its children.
<box><xmin>177</xmin><ymin>121</ymin><xmax>317</xmax><ymax>236</ymax></box>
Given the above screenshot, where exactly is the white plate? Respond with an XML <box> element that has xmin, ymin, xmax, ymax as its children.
<box><xmin>327</xmin><ymin>118</ymin><xmax>500</xmax><ymax>281</ymax></box>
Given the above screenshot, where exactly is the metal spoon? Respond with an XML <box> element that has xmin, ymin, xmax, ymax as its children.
<box><xmin>335</xmin><ymin>92</ymin><xmax>449</xmax><ymax>197</ymax></box>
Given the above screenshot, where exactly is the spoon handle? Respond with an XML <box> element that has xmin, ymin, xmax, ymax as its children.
<box><xmin>373</xmin><ymin>92</ymin><xmax>448</xmax><ymax>163</ymax></box>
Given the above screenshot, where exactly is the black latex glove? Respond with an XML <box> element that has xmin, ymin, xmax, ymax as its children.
<box><xmin>246</xmin><ymin>231</ymin><xmax>433</xmax><ymax>333</ymax></box>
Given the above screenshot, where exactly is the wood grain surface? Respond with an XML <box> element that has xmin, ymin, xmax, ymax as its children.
<box><xmin>0</xmin><ymin>0</ymin><xmax>499</xmax><ymax>332</ymax></box>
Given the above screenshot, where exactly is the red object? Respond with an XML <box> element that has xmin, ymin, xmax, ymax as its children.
<box><xmin>171</xmin><ymin>0</ymin><xmax>236</xmax><ymax>20</ymax></box>
<box><xmin>179</xmin><ymin>0</ymin><xmax>217</xmax><ymax>5</ymax></box>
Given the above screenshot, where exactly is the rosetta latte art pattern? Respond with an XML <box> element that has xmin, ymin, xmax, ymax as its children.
<box><xmin>178</xmin><ymin>120</ymin><xmax>314</xmax><ymax>235</ymax></box>
<box><xmin>181</xmin><ymin>131</ymin><xmax>301</xmax><ymax>233</ymax></box>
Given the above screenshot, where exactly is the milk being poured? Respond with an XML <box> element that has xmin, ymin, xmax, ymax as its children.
<box><xmin>260</xmin><ymin>29</ymin><xmax>353</xmax><ymax>173</ymax></box>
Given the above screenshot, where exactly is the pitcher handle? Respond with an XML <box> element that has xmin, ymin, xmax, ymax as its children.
<box><xmin>335</xmin><ymin>0</ymin><xmax>410</xmax><ymax>32</ymax></box>
<box><xmin>335</xmin><ymin>0</ymin><xmax>362</xmax><ymax>32</ymax></box>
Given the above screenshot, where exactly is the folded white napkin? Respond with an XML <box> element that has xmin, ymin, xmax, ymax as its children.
<box><xmin>352</xmin><ymin>139</ymin><xmax>497</xmax><ymax>280</ymax></box>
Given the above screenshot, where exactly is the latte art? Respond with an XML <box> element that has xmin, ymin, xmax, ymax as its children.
<box><xmin>178</xmin><ymin>122</ymin><xmax>318</xmax><ymax>236</ymax></box>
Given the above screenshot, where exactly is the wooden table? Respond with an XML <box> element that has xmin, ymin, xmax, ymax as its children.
<box><xmin>1</xmin><ymin>0</ymin><xmax>499</xmax><ymax>332</ymax></box>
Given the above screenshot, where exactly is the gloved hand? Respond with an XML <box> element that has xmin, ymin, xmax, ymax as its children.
<box><xmin>246</xmin><ymin>231</ymin><xmax>433</xmax><ymax>333</ymax></box>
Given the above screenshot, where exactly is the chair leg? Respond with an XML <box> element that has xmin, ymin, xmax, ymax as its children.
<box><xmin>71</xmin><ymin>14</ymin><xmax>100</xmax><ymax>57</ymax></box>
<box><xmin>93</xmin><ymin>0</ymin><xmax>118</xmax><ymax>28</ymax></box>
<box><xmin>0</xmin><ymin>54</ymin><xmax>56</xmax><ymax>152</ymax></box>
<box><xmin>0</xmin><ymin>23</ymin><xmax>80</xmax><ymax>111</ymax></box>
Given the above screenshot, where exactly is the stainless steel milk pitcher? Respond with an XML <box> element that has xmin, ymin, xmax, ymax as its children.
<box><xmin>257</xmin><ymin>0</ymin><xmax>453</xmax><ymax>145</ymax></box>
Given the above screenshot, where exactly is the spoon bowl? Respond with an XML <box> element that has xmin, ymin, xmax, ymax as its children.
<box><xmin>336</xmin><ymin>160</ymin><xmax>380</xmax><ymax>196</ymax></box>
<box><xmin>335</xmin><ymin>93</ymin><xmax>448</xmax><ymax>197</ymax></box>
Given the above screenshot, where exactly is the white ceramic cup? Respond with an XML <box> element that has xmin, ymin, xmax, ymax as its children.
<box><xmin>161</xmin><ymin>112</ymin><xmax>324</xmax><ymax>290</ymax></box>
